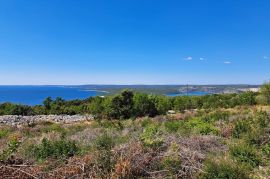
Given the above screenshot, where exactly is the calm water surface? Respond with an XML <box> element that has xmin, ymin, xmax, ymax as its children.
<box><xmin>0</xmin><ymin>86</ymin><xmax>105</xmax><ymax>105</ymax></box>
<box><xmin>0</xmin><ymin>86</ymin><xmax>211</xmax><ymax>105</ymax></box>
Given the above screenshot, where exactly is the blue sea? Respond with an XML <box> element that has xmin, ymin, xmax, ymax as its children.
<box><xmin>0</xmin><ymin>86</ymin><xmax>211</xmax><ymax>106</ymax></box>
<box><xmin>166</xmin><ymin>91</ymin><xmax>210</xmax><ymax>97</ymax></box>
<box><xmin>0</xmin><ymin>86</ymin><xmax>106</xmax><ymax>105</ymax></box>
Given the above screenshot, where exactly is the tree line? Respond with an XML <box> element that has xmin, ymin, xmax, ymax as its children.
<box><xmin>0</xmin><ymin>82</ymin><xmax>270</xmax><ymax>119</ymax></box>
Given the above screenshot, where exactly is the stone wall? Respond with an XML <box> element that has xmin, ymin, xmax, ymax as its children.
<box><xmin>0</xmin><ymin>115</ymin><xmax>94</xmax><ymax>126</ymax></box>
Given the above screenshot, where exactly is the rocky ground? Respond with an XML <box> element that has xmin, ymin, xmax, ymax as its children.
<box><xmin>0</xmin><ymin>115</ymin><xmax>94</xmax><ymax>126</ymax></box>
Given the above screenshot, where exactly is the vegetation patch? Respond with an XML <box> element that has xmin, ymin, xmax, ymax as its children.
<box><xmin>0</xmin><ymin>83</ymin><xmax>270</xmax><ymax>178</ymax></box>
<box><xmin>200</xmin><ymin>159</ymin><xmax>249</xmax><ymax>179</ymax></box>
<box><xmin>229</xmin><ymin>143</ymin><xmax>261</xmax><ymax>168</ymax></box>
<box><xmin>140</xmin><ymin>124</ymin><xmax>164</xmax><ymax>149</ymax></box>
<box><xmin>27</xmin><ymin>138</ymin><xmax>79</xmax><ymax>160</ymax></box>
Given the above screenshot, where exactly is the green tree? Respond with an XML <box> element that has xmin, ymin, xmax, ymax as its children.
<box><xmin>259</xmin><ymin>81</ymin><xmax>270</xmax><ymax>104</ymax></box>
<box><xmin>119</xmin><ymin>90</ymin><xmax>134</xmax><ymax>119</ymax></box>
<box><xmin>133</xmin><ymin>93</ymin><xmax>157</xmax><ymax>117</ymax></box>
<box><xmin>173</xmin><ymin>96</ymin><xmax>190</xmax><ymax>112</ymax></box>
<box><xmin>88</xmin><ymin>97</ymin><xmax>104</xmax><ymax>118</ymax></box>
<box><xmin>103</xmin><ymin>90</ymin><xmax>134</xmax><ymax>119</ymax></box>
<box><xmin>54</xmin><ymin>97</ymin><xmax>65</xmax><ymax>106</ymax></box>
<box><xmin>238</xmin><ymin>91</ymin><xmax>256</xmax><ymax>105</ymax></box>
<box><xmin>0</xmin><ymin>103</ymin><xmax>33</xmax><ymax>115</ymax></box>
<box><xmin>155</xmin><ymin>96</ymin><xmax>172</xmax><ymax>115</ymax></box>
<box><xmin>43</xmin><ymin>97</ymin><xmax>53</xmax><ymax>110</ymax></box>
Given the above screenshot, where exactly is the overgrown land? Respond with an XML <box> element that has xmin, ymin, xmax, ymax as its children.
<box><xmin>0</xmin><ymin>82</ymin><xmax>270</xmax><ymax>178</ymax></box>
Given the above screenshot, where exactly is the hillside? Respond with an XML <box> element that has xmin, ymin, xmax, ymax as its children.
<box><xmin>0</xmin><ymin>82</ymin><xmax>269</xmax><ymax>178</ymax></box>
<box><xmin>0</xmin><ymin>106</ymin><xmax>269</xmax><ymax>178</ymax></box>
<box><xmin>76</xmin><ymin>84</ymin><xmax>261</xmax><ymax>95</ymax></box>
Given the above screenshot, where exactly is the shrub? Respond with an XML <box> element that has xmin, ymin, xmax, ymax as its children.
<box><xmin>0</xmin><ymin>128</ymin><xmax>11</xmax><ymax>139</ymax></box>
<box><xmin>232</xmin><ymin>120</ymin><xmax>250</xmax><ymax>138</ymax></box>
<box><xmin>258</xmin><ymin>81</ymin><xmax>270</xmax><ymax>105</ymax></box>
<box><xmin>140</xmin><ymin>118</ymin><xmax>152</xmax><ymax>127</ymax></box>
<box><xmin>41</xmin><ymin>123</ymin><xmax>67</xmax><ymax>137</ymax></box>
<box><xmin>97</xmin><ymin>120</ymin><xmax>123</xmax><ymax>131</ymax></box>
<box><xmin>95</xmin><ymin>133</ymin><xmax>115</xmax><ymax>172</ymax></box>
<box><xmin>199</xmin><ymin>159</ymin><xmax>249</xmax><ymax>179</ymax></box>
<box><xmin>185</xmin><ymin>118</ymin><xmax>220</xmax><ymax>135</ymax></box>
<box><xmin>140</xmin><ymin>124</ymin><xmax>163</xmax><ymax>149</ymax></box>
<box><xmin>262</xmin><ymin>142</ymin><xmax>270</xmax><ymax>158</ymax></box>
<box><xmin>229</xmin><ymin>143</ymin><xmax>261</xmax><ymax>168</ymax></box>
<box><xmin>164</xmin><ymin>120</ymin><xmax>182</xmax><ymax>133</ymax></box>
<box><xmin>244</xmin><ymin>126</ymin><xmax>265</xmax><ymax>146</ymax></box>
<box><xmin>255</xmin><ymin>111</ymin><xmax>269</xmax><ymax>128</ymax></box>
<box><xmin>161</xmin><ymin>156</ymin><xmax>181</xmax><ymax>174</ymax></box>
<box><xmin>0</xmin><ymin>137</ymin><xmax>21</xmax><ymax>161</ymax></box>
<box><xmin>95</xmin><ymin>133</ymin><xmax>115</xmax><ymax>151</ymax></box>
<box><xmin>28</xmin><ymin>138</ymin><xmax>79</xmax><ymax>160</ymax></box>
<box><xmin>202</xmin><ymin>111</ymin><xmax>229</xmax><ymax>123</ymax></box>
<box><xmin>161</xmin><ymin>142</ymin><xmax>181</xmax><ymax>174</ymax></box>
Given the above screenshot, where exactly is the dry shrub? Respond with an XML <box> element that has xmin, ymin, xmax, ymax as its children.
<box><xmin>111</xmin><ymin>135</ymin><xmax>226</xmax><ymax>178</ymax></box>
<box><xmin>112</xmin><ymin>139</ymin><xmax>154</xmax><ymax>177</ymax></box>
<box><xmin>68</xmin><ymin>128</ymin><xmax>103</xmax><ymax>144</ymax></box>
<box><xmin>220</xmin><ymin>124</ymin><xmax>234</xmax><ymax>138</ymax></box>
<box><xmin>0</xmin><ymin>135</ymin><xmax>226</xmax><ymax>178</ymax></box>
<box><xmin>0</xmin><ymin>165</ymin><xmax>37</xmax><ymax>179</ymax></box>
<box><xmin>170</xmin><ymin>110</ymin><xmax>197</xmax><ymax>121</ymax></box>
<box><xmin>0</xmin><ymin>154</ymin><xmax>96</xmax><ymax>179</ymax></box>
<box><xmin>113</xmin><ymin>159</ymin><xmax>132</xmax><ymax>178</ymax></box>
<box><xmin>152</xmin><ymin>115</ymin><xmax>168</xmax><ymax>122</ymax></box>
<box><xmin>164</xmin><ymin>135</ymin><xmax>227</xmax><ymax>178</ymax></box>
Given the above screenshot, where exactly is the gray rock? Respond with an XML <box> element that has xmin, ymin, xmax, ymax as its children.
<box><xmin>0</xmin><ymin>115</ymin><xmax>94</xmax><ymax>126</ymax></box>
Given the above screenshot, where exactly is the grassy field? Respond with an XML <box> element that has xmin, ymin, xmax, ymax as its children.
<box><xmin>0</xmin><ymin>106</ymin><xmax>269</xmax><ymax>178</ymax></box>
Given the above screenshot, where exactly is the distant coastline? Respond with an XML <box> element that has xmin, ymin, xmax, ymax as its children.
<box><xmin>80</xmin><ymin>89</ymin><xmax>110</xmax><ymax>93</ymax></box>
<box><xmin>0</xmin><ymin>85</ymin><xmax>261</xmax><ymax>106</ymax></box>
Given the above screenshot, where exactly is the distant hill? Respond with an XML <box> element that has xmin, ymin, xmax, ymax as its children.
<box><xmin>73</xmin><ymin>84</ymin><xmax>261</xmax><ymax>95</ymax></box>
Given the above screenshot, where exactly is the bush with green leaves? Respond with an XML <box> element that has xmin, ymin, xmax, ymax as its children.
<box><xmin>41</xmin><ymin>123</ymin><xmax>67</xmax><ymax>137</ymax></box>
<box><xmin>232</xmin><ymin>119</ymin><xmax>251</xmax><ymax>138</ymax></box>
<box><xmin>133</xmin><ymin>93</ymin><xmax>158</xmax><ymax>117</ymax></box>
<box><xmin>140</xmin><ymin>117</ymin><xmax>153</xmax><ymax>128</ymax></box>
<box><xmin>185</xmin><ymin>118</ymin><xmax>220</xmax><ymax>135</ymax></box>
<box><xmin>160</xmin><ymin>142</ymin><xmax>182</xmax><ymax>175</ymax></box>
<box><xmin>0</xmin><ymin>138</ymin><xmax>21</xmax><ymax>161</ymax></box>
<box><xmin>0</xmin><ymin>102</ymin><xmax>34</xmax><ymax>115</ymax></box>
<box><xmin>262</xmin><ymin>142</ymin><xmax>270</xmax><ymax>158</ymax></box>
<box><xmin>161</xmin><ymin>156</ymin><xmax>182</xmax><ymax>174</ymax></box>
<box><xmin>95</xmin><ymin>133</ymin><xmax>115</xmax><ymax>172</ymax></box>
<box><xmin>140</xmin><ymin>124</ymin><xmax>163</xmax><ymax>149</ymax></box>
<box><xmin>257</xmin><ymin>81</ymin><xmax>270</xmax><ymax>105</ymax></box>
<box><xmin>0</xmin><ymin>128</ymin><xmax>11</xmax><ymax>139</ymax></box>
<box><xmin>95</xmin><ymin>133</ymin><xmax>115</xmax><ymax>151</ymax></box>
<box><xmin>245</xmin><ymin>127</ymin><xmax>265</xmax><ymax>146</ymax></box>
<box><xmin>255</xmin><ymin>111</ymin><xmax>269</xmax><ymax>128</ymax></box>
<box><xmin>28</xmin><ymin>138</ymin><xmax>79</xmax><ymax>160</ymax></box>
<box><xmin>164</xmin><ymin>120</ymin><xmax>182</xmax><ymax>133</ymax></box>
<box><xmin>199</xmin><ymin>159</ymin><xmax>249</xmax><ymax>179</ymax></box>
<box><xmin>201</xmin><ymin>110</ymin><xmax>229</xmax><ymax>123</ymax></box>
<box><xmin>229</xmin><ymin>143</ymin><xmax>261</xmax><ymax>168</ymax></box>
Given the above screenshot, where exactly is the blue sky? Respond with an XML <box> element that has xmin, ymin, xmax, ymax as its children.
<box><xmin>0</xmin><ymin>0</ymin><xmax>269</xmax><ymax>85</ymax></box>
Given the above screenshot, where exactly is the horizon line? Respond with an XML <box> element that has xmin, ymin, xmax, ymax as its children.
<box><xmin>0</xmin><ymin>83</ymin><xmax>262</xmax><ymax>86</ymax></box>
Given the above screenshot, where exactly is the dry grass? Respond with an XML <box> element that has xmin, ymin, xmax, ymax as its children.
<box><xmin>0</xmin><ymin>107</ymin><xmax>269</xmax><ymax>178</ymax></box>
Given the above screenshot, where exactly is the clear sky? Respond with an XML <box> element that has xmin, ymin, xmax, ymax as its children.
<box><xmin>0</xmin><ymin>0</ymin><xmax>269</xmax><ymax>85</ymax></box>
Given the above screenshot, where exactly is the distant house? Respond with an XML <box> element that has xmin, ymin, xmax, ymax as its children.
<box><xmin>238</xmin><ymin>88</ymin><xmax>260</xmax><ymax>93</ymax></box>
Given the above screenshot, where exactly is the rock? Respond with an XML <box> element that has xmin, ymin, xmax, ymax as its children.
<box><xmin>0</xmin><ymin>115</ymin><xmax>94</xmax><ymax>126</ymax></box>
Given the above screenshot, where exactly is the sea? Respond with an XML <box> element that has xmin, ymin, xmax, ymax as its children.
<box><xmin>0</xmin><ymin>86</ymin><xmax>106</xmax><ymax>106</ymax></box>
<box><xmin>166</xmin><ymin>91</ymin><xmax>210</xmax><ymax>97</ymax></box>
<box><xmin>0</xmin><ymin>86</ymin><xmax>210</xmax><ymax>106</ymax></box>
